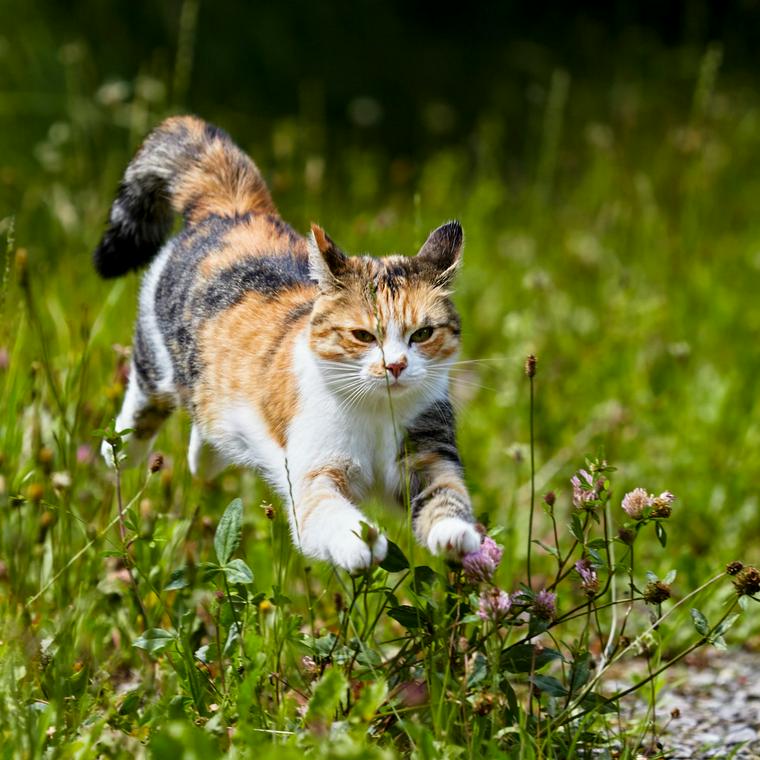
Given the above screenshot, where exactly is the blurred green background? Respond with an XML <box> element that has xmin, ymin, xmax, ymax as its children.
<box><xmin>2</xmin><ymin>0</ymin><xmax>760</xmax><ymax>612</ymax></box>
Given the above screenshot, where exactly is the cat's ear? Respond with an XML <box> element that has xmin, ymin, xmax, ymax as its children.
<box><xmin>309</xmin><ymin>224</ymin><xmax>348</xmax><ymax>290</ymax></box>
<box><xmin>415</xmin><ymin>220</ymin><xmax>463</xmax><ymax>287</ymax></box>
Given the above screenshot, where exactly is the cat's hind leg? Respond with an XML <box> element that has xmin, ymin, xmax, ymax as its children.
<box><xmin>102</xmin><ymin>363</ymin><xmax>174</xmax><ymax>468</ymax></box>
<box><xmin>188</xmin><ymin>425</ymin><xmax>228</xmax><ymax>480</ymax></box>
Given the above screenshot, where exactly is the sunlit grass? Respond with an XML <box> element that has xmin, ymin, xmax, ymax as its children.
<box><xmin>1</xmin><ymin>25</ymin><xmax>760</xmax><ymax>758</ymax></box>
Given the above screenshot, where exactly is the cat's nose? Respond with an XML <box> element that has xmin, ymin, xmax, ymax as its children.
<box><xmin>385</xmin><ymin>359</ymin><xmax>408</xmax><ymax>379</ymax></box>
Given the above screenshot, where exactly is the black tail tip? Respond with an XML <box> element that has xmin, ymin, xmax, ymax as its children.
<box><xmin>93</xmin><ymin>227</ymin><xmax>159</xmax><ymax>279</ymax></box>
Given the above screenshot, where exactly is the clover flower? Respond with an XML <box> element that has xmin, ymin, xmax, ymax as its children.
<box><xmin>532</xmin><ymin>589</ymin><xmax>557</xmax><ymax>620</ymax></box>
<box><xmin>571</xmin><ymin>469</ymin><xmax>596</xmax><ymax>508</ymax></box>
<box><xmin>621</xmin><ymin>488</ymin><xmax>650</xmax><ymax>519</ymax></box>
<box><xmin>477</xmin><ymin>587</ymin><xmax>512</xmax><ymax>622</ymax></box>
<box><xmin>462</xmin><ymin>536</ymin><xmax>503</xmax><ymax>584</ymax></box>
<box><xmin>574</xmin><ymin>558</ymin><xmax>599</xmax><ymax>595</ymax></box>
<box><xmin>622</xmin><ymin>488</ymin><xmax>676</xmax><ymax>520</ymax></box>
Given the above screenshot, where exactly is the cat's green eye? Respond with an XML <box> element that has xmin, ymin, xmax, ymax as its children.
<box><xmin>352</xmin><ymin>329</ymin><xmax>376</xmax><ymax>343</ymax></box>
<box><xmin>410</xmin><ymin>326</ymin><xmax>434</xmax><ymax>343</ymax></box>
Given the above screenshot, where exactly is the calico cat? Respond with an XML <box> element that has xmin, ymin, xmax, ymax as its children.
<box><xmin>95</xmin><ymin>115</ymin><xmax>481</xmax><ymax>573</ymax></box>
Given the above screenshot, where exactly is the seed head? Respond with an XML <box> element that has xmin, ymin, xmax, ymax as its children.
<box><xmin>262</xmin><ymin>503</ymin><xmax>276</xmax><ymax>520</ymax></box>
<box><xmin>733</xmin><ymin>566</ymin><xmax>760</xmax><ymax>597</ymax></box>
<box><xmin>524</xmin><ymin>354</ymin><xmax>537</xmax><ymax>378</ymax></box>
<box><xmin>651</xmin><ymin>491</ymin><xmax>675</xmax><ymax>518</ymax></box>
<box><xmin>543</xmin><ymin>491</ymin><xmax>556</xmax><ymax>507</ymax></box>
<box><xmin>148</xmin><ymin>452</ymin><xmax>164</xmax><ymax>473</ymax></box>
<box><xmin>726</xmin><ymin>561</ymin><xmax>744</xmax><ymax>576</ymax></box>
<box><xmin>644</xmin><ymin>581</ymin><xmax>671</xmax><ymax>605</ymax></box>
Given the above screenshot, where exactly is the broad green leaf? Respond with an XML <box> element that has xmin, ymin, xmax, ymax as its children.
<box><xmin>380</xmin><ymin>540</ymin><xmax>409</xmax><ymax>572</ymax></box>
<box><xmin>165</xmin><ymin>566</ymin><xmax>189</xmax><ymax>590</ymax></box>
<box><xmin>387</xmin><ymin>605</ymin><xmax>427</xmax><ymax>630</ymax></box>
<box><xmin>214</xmin><ymin>498</ymin><xmax>243</xmax><ymax>565</ymax></box>
<box><xmin>501</xmin><ymin>644</ymin><xmax>563</xmax><ymax>673</ymax></box>
<box><xmin>715</xmin><ymin>613</ymin><xmax>740</xmax><ymax>638</ymax></box>
<box><xmin>569</xmin><ymin>651</ymin><xmax>592</xmax><ymax>693</ymax></box>
<box><xmin>690</xmin><ymin>608</ymin><xmax>709</xmax><ymax>637</ymax></box>
<box><xmin>411</xmin><ymin>566</ymin><xmax>439</xmax><ymax>592</ymax></box>
<box><xmin>531</xmin><ymin>674</ymin><xmax>568</xmax><ymax>697</ymax></box>
<box><xmin>569</xmin><ymin>513</ymin><xmax>584</xmax><ymax>542</ymax></box>
<box><xmin>134</xmin><ymin>628</ymin><xmax>177</xmax><ymax>655</ymax></box>
<box><xmin>305</xmin><ymin>667</ymin><xmax>347</xmax><ymax>722</ymax></box>
<box><xmin>579</xmin><ymin>692</ymin><xmax>618</xmax><ymax>715</ymax></box>
<box><xmin>224</xmin><ymin>558</ymin><xmax>254</xmax><ymax>584</ymax></box>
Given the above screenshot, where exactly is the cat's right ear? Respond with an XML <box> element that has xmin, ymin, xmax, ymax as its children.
<box><xmin>309</xmin><ymin>224</ymin><xmax>348</xmax><ymax>290</ymax></box>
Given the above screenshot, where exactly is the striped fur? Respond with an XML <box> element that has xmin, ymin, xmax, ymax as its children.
<box><xmin>96</xmin><ymin>115</ymin><xmax>480</xmax><ymax>573</ymax></box>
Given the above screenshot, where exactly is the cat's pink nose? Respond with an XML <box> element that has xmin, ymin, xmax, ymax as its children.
<box><xmin>385</xmin><ymin>359</ymin><xmax>407</xmax><ymax>379</ymax></box>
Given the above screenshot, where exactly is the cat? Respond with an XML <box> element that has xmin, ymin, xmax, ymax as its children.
<box><xmin>94</xmin><ymin>115</ymin><xmax>481</xmax><ymax>573</ymax></box>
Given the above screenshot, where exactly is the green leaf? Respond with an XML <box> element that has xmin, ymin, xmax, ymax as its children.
<box><xmin>715</xmin><ymin>613</ymin><xmax>740</xmax><ymax>638</ymax></box>
<box><xmin>214</xmin><ymin>498</ymin><xmax>243</xmax><ymax>565</ymax></box>
<box><xmin>349</xmin><ymin>679</ymin><xmax>388</xmax><ymax>723</ymax></box>
<box><xmin>387</xmin><ymin>605</ymin><xmax>427</xmax><ymax>630</ymax></box>
<box><xmin>501</xmin><ymin>644</ymin><xmax>563</xmax><ymax>673</ymax></box>
<box><xmin>569</xmin><ymin>651</ymin><xmax>592</xmax><ymax>693</ymax></box>
<box><xmin>531</xmin><ymin>674</ymin><xmax>568</xmax><ymax>697</ymax></box>
<box><xmin>532</xmin><ymin>540</ymin><xmax>560</xmax><ymax>559</ymax></box>
<box><xmin>224</xmin><ymin>558</ymin><xmax>254</xmax><ymax>585</ymax></box>
<box><xmin>411</xmin><ymin>565</ymin><xmax>439</xmax><ymax>592</ymax></box>
<box><xmin>134</xmin><ymin>628</ymin><xmax>177</xmax><ymax>655</ymax></box>
<box><xmin>380</xmin><ymin>540</ymin><xmax>409</xmax><ymax>572</ymax></box>
<box><xmin>691</xmin><ymin>608</ymin><xmax>709</xmax><ymax>637</ymax></box>
<box><xmin>579</xmin><ymin>692</ymin><xmax>618</xmax><ymax>715</ymax></box>
<box><xmin>655</xmin><ymin>522</ymin><xmax>667</xmax><ymax>548</ymax></box>
<box><xmin>569</xmin><ymin>513</ymin><xmax>584</xmax><ymax>542</ymax></box>
<box><xmin>165</xmin><ymin>566</ymin><xmax>189</xmax><ymax>590</ymax></box>
<box><xmin>306</xmin><ymin>668</ymin><xmax>347</xmax><ymax>722</ymax></box>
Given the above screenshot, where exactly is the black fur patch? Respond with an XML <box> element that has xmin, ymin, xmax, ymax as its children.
<box><xmin>201</xmin><ymin>254</ymin><xmax>311</xmax><ymax>315</ymax></box>
<box><xmin>93</xmin><ymin>179</ymin><xmax>173</xmax><ymax>278</ymax></box>
<box><xmin>405</xmin><ymin>399</ymin><xmax>461</xmax><ymax>467</ymax></box>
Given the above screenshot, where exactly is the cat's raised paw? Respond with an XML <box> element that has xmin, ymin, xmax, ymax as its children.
<box><xmin>328</xmin><ymin>528</ymin><xmax>388</xmax><ymax>575</ymax></box>
<box><xmin>427</xmin><ymin>517</ymin><xmax>481</xmax><ymax>559</ymax></box>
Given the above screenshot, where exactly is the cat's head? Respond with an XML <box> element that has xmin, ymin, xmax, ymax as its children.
<box><xmin>307</xmin><ymin>221</ymin><xmax>463</xmax><ymax>408</ymax></box>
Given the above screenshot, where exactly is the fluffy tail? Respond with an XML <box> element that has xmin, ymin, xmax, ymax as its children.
<box><xmin>94</xmin><ymin>115</ymin><xmax>276</xmax><ymax>278</ymax></box>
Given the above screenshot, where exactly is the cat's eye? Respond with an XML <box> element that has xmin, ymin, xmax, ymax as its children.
<box><xmin>410</xmin><ymin>326</ymin><xmax>434</xmax><ymax>343</ymax></box>
<box><xmin>352</xmin><ymin>329</ymin><xmax>376</xmax><ymax>343</ymax></box>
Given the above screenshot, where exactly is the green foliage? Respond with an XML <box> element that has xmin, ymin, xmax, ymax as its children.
<box><xmin>2</xmin><ymin>11</ymin><xmax>760</xmax><ymax>759</ymax></box>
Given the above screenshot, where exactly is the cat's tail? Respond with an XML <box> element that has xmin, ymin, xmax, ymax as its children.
<box><xmin>93</xmin><ymin>115</ymin><xmax>276</xmax><ymax>278</ymax></box>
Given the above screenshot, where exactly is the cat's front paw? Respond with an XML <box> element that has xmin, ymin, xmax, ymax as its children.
<box><xmin>328</xmin><ymin>527</ymin><xmax>388</xmax><ymax>575</ymax></box>
<box><xmin>427</xmin><ymin>517</ymin><xmax>481</xmax><ymax>560</ymax></box>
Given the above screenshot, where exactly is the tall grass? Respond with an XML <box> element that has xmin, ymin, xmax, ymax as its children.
<box><xmin>1</xmin><ymin>23</ymin><xmax>760</xmax><ymax>759</ymax></box>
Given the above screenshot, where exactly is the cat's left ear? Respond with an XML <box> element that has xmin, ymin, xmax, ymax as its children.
<box><xmin>309</xmin><ymin>224</ymin><xmax>348</xmax><ymax>290</ymax></box>
<box><xmin>415</xmin><ymin>220</ymin><xmax>463</xmax><ymax>287</ymax></box>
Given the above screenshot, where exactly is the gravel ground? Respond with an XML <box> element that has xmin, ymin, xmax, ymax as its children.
<box><xmin>618</xmin><ymin>650</ymin><xmax>760</xmax><ymax>759</ymax></box>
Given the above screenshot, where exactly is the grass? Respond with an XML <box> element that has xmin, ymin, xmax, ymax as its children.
<box><xmin>1</xmin><ymin>21</ymin><xmax>760</xmax><ymax>759</ymax></box>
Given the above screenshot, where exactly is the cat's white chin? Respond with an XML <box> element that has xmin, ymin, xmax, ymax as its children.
<box><xmin>427</xmin><ymin>517</ymin><xmax>481</xmax><ymax>559</ymax></box>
